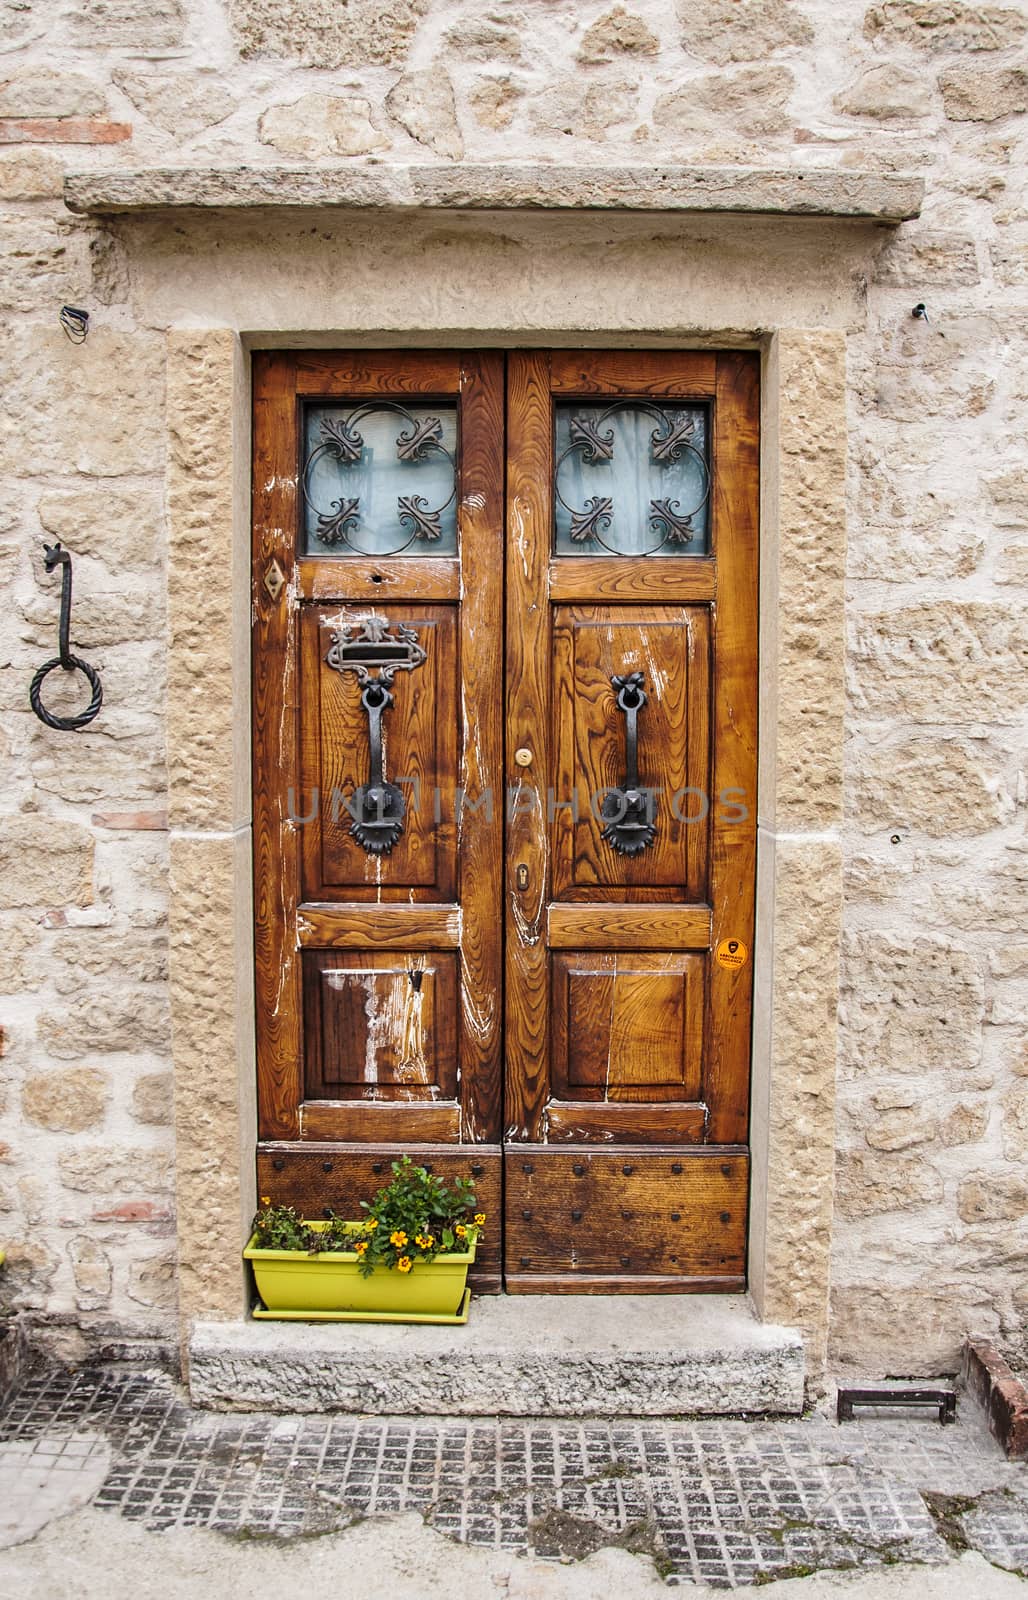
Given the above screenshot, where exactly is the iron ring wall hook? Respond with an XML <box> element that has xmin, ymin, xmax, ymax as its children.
<box><xmin>28</xmin><ymin>543</ymin><xmax>103</xmax><ymax>732</ymax></box>
<box><xmin>600</xmin><ymin>670</ymin><xmax>657</xmax><ymax>856</ymax></box>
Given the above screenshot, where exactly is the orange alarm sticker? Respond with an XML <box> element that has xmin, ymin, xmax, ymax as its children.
<box><xmin>715</xmin><ymin>938</ymin><xmax>748</xmax><ymax>971</ymax></box>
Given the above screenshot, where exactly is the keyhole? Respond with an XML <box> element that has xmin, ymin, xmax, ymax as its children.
<box><xmin>371</xmin><ymin>573</ymin><xmax>384</xmax><ymax>584</ymax></box>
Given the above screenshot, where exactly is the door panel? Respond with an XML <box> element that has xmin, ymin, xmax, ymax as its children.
<box><xmin>504</xmin><ymin>350</ymin><xmax>758</xmax><ymax>1289</ymax></box>
<box><xmin>252</xmin><ymin>352</ymin><xmax>504</xmax><ymax>1287</ymax></box>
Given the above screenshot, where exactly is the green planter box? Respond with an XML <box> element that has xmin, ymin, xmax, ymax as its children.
<box><xmin>244</xmin><ymin>1221</ymin><xmax>475</xmax><ymax>1323</ymax></box>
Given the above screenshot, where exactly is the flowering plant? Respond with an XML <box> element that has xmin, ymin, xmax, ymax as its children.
<box><xmin>250</xmin><ymin>1156</ymin><xmax>485</xmax><ymax>1279</ymax></box>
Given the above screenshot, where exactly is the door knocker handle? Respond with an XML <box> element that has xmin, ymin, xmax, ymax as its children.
<box><xmin>600</xmin><ymin>670</ymin><xmax>657</xmax><ymax>857</ymax></box>
<box><xmin>324</xmin><ymin>615</ymin><xmax>427</xmax><ymax>856</ymax></box>
<box><xmin>29</xmin><ymin>543</ymin><xmax>103</xmax><ymax>732</ymax></box>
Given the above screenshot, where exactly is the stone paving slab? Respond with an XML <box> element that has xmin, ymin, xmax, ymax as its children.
<box><xmin>0</xmin><ymin>1363</ymin><xmax>1026</xmax><ymax>1588</ymax></box>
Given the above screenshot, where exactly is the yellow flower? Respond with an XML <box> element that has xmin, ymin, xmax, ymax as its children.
<box><xmin>455</xmin><ymin>1223</ymin><xmax>467</xmax><ymax>1239</ymax></box>
<box><xmin>474</xmin><ymin>1213</ymin><xmax>486</xmax><ymax>1226</ymax></box>
<box><xmin>364</xmin><ymin>1220</ymin><xmax>378</xmax><ymax>1233</ymax></box>
<box><xmin>396</xmin><ymin>1255</ymin><xmax>413</xmax><ymax>1273</ymax></box>
<box><xmin>390</xmin><ymin>1230</ymin><xmax>408</xmax><ymax>1248</ymax></box>
<box><xmin>414</xmin><ymin>1234</ymin><xmax>434</xmax><ymax>1250</ymax></box>
<box><xmin>260</xmin><ymin>1196</ymin><xmax>271</xmax><ymax>1206</ymax></box>
<box><xmin>354</xmin><ymin>1240</ymin><xmax>368</xmax><ymax>1255</ymax></box>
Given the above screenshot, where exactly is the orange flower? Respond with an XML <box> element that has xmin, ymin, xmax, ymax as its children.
<box><xmin>390</xmin><ymin>1230</ymin><xmax>408</xmax><ymax>1248</ymax></box>
<box><xmin>396</xmin><ymin>1255</ymin><xmax>413</xmax><ymax>1273</ymax></box>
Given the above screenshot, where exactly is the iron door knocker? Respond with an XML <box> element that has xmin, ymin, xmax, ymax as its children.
<box><xmin>324</xmin><ymin>615</ymin><xmax>427</xmax><ymax>855</ymax></box>
<box><xmin>600</xmin><ymin>670</ymin><xmax>657</xmax><ymax>856</ymax></box>
<box><xmin>28</xmin><ymin>544</ymin><xmax>103</xmax><ymax>732</ymax></box>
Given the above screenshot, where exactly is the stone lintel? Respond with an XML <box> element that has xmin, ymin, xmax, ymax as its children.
<box><xmin>63</xmin><ymin>163</ymin><xmax>924</xmax><ymax>222</ymax></box>
<box><xmin>189</xmin><ymin>1296</ymin><xmax>805</xmax><ymax>1415</ymax></box>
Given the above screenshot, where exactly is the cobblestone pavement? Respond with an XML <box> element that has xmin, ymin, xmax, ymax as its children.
<box><xmin>0</xmin><ymin>1363</ymin><xmax>1025</xmax><ymax>1587</ymax></box>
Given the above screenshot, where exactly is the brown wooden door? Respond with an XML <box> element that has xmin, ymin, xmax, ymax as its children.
<box><xmin>503</xmin><ymin>351</ymin><xmax>758</xmax><ymax>1291</ymax></box>
<box><xmin>252</xmin><ymin>351</ymin><xmax>506</xmax><ymax>1289</ymax></box>
<box><xmin>252</xmin><ymin>349</ymin><xmax>758</xmax><ymax>1295</ymax></box>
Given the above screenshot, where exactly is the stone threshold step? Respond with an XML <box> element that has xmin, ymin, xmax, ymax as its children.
<box><xmin>190</xmin><ymin>1295</ymin><xmax>804</xmax><ymax>1416</ymax></box>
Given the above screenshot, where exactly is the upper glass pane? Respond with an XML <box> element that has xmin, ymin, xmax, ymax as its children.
<box><xmin>303</xmin><ymin>402</ymin><xmax>458</xmax><ymax>557</ymax></box>
<box><xmin>554</xmin><ymin>402</ymin><xmax>710</xmax><ymax>557</ymax></box>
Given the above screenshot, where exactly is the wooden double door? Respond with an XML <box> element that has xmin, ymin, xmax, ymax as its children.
<box><xmin>253</xmin><ymin>349</ymin><xmax>758</xmax><ymax>1293</ymax></box>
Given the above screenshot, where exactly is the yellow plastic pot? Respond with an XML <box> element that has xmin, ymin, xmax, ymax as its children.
<box><xmin>244</xmin><ymin>1221</ymin><xmax>475</xmax><ymax>1319</ymax></box>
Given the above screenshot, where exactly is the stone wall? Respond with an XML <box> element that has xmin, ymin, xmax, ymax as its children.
<box><xmin>0</xmin><ymin>0</ymin><xmax>1026</xmax><ymax>1371</ymax></box>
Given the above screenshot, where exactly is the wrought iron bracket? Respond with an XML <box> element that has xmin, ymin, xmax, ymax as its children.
<box><xmin>28</xmin><ymin>543</ymin><xmax>103</xmax><ymax>732</ymax></box>
<box><xmin>324</xmin><ymin>615</ymin><xmax>427</xmax><ymax>855</ymax></box>
<box><xmin>600</xmin><ymin>670</ymin><xmax>657</xmax><ymax>857</ymax></box>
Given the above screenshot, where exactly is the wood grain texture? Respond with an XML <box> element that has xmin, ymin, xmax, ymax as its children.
<box><xmin>546</xmin><ymin>903</ymin><xmax>712</xmax><ymax>948</ymax></box>
<box><xmin>302</xmin><ymin>950</ymin><xmax>457</xmax><ymax>1099</ymax></box>
<box><xmin>298</xmin><ymin>904</ymin><xmax>462</xmax><ymax>949</ymax></box>
<box><xmin>294</xmin><ymin>351</ymin><xmax>462</xmax><ymax>397</ymax></box>
<box><xmin>705</xmin><ymin>352</ymin><xmax>759</xmax><ymax>1144</ymax></box>
<box><xmin>505</xmin><ymin>352</ymin><xmax>553</xmax><ymax>1142</ymax></box>
<box><xmin>548</xmin><ymin>351</ymin><xmax>717</xmax><ymax>396</ymax></box>
<box><xmin>253</xmin><ymin>352</ymin><xmax>303</xmax><ymax>1140</ymax></box>
<box><xmin>256</xmin><ymin>1142</ymin><xmax>501</xmax><ymax>1291</ymax></box>
<box><xmin>299</xmin><ymin>1102</ymin><xmax>461</xmax><ymax>1142</ymax></box>
<box><xmin>298</xmin><ymin>601</ymin><xmax>457</xmax><ymax>902</ymax></box>
<box><xmin>299</xmin><ymin>559</ymin><xmax>460</xmax><ymax>603</ymax></box>
<box><xmin>550</xmin><ymin>952</ymin><xmax>704</xmax><ymax>1104</ymax></box>
<box><xmin>546</xmin><ymin>1103</ymin><xmax>707</xmax><ymax>1142</ymax></box>
<box><xmin>504</xmin><ymin>1274</ymin><xmax>744</xmax><ymax>1294</ymax></box>
<box><xmin>504</xmin><ymin>1146</ymin><xmax>748</xmax><ymax>1282</ymax></box>
<box><xmin>548</xmin><ymin>558</ymin><xmax>715</xmax><ymax>604</ymax></box>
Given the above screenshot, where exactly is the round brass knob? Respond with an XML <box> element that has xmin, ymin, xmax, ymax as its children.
<box><xmin>514</xmin><ymin>747</ymin><xmax>533</xmax><ymax>767</ymax></box>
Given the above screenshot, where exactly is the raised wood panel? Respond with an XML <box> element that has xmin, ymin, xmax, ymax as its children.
<box><xmin>302</xmin><ymin>950</ymin><xmax>457</xmax><ymax>1100</ymax></box>
<box><xmin>546</xmin><ymin>1103</ymin><xmax>707</xmax><ymax>1143</ymax></box>
<box><xmin>299</xmin><ymin>1102</ymin><xmax>462</xmax><ymax>1142</ymax></box>
<box><xmin>299</xmin><ymin>602</ymin><xmax>457</xmax><ymax>902</ymax></box>
<box><xmin>548</xmin><ymin>557</ymin><xmax>716</xmax><ymax>604</ymax></box>
<box><xmin>504</xmin><ymin>1146</ymin><xmax>748</xmax><ymax>1283</ymax></box>
<box><xmin>548</xmin><ymin>351</ymin><xmax>718</xmax><ymax>396</ymax></box>
<box><xmin>299</xmin><ymin>559</ymin><xmax>460</xmax><ymax>603</ymax></box>
<box><xmin>298</xmin><ymin>904</ymin><xmax>462</xmax><ymax>949</ymax></box>
<box><xmin>551</xmin><ymin>952</ymin><xmax>704</xmax><ymax>1104</ymax></box>
<box><xmin>551</xmin><ymin>606</ymin><xmax>711</xmax><ymax>898</ymax></box>
<box><xmin>546</xmin><ymin>902</ymin><xmax>711</xmax><ymax>949</ymax></box>
<box><xmin>294</xmin><ymin>351</ymin><xmax>462</xmax><ymax>397</ymax></box>
<box><xmin>256</xmin><ymin>1143</ymin><xmax>501</xmax><ymax>1291</ymax></box>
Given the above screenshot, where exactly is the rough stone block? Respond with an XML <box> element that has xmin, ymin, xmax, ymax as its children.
<box><xmin>112</xmin><ymin>71</ymin><xmax>236</xmax><ymax>137</ymax></box>
<box><xmin>38</xmin><ymin>994</ymin><xmax>170</xmax><ymax>1058</ymax></box>
<box><xmin>864</xmin><ymin>1106</ymin><xmax>937</xmax><ymax>1151</ymax></box>
<box><xmin>849</xmin><ymin>602</ymin><xmax>1027</xmax><ymax>724</ymax></box>
<box><xmin>128</xmin><ymin>1252</ymin><xmax>177</xmax><ymax>1309</ymax></box>
<box><xmin>578</xmin><ymin>7</ymin><xmax>660</xmax><ymax>63</ymax></box>
<box><xmin>0</xmin><ymin>816</ymin><xmax>94</xmax><ymax>908</ymax></box>
<box><xmin>386</xmin><ymin>70</ymin><xmax>463</xmax><ymax>160</ymax></box>
<box><xmin>830</xmin><ymin>1282</ymin><xmax>1001</xmax><ymax>1372</ymax></box>
<box><xmin>0</xmin><ymin>147</ymin><xmax>63</xmax><ymax>197</ymax></box>
<box><xmin>677</xmin><ymin>0</ymin><xmax>812</xmax><ymax>63</ymax></box>
<box><xmin>36</xmin><ymin>486</ymin><xmax>162</xmax><ymax>570</ymax></box>
<box><xmin>59</xmin><ymin>1144</ymin><xmax>174</xmax><ymax>1194</ymax></box>
<box><xmin>530</xmin><ymin>79</ymin><xmax>639</xmax><ymax>143</ymax></box>
<box><xmin>958</xmin><ymin>1172</ymin><xmax>1028</xmax><ymax>1224</ymax></box>
<box><xmin>0</xmin><ymin>328</ymin><xmax>163</xmax><ymax>478</ymax></box>
<box><xmin>258</xmin><ymin>94</ymin><xmax>389</xmax><ymax>158</ymax></box>
<box><xmin>833</xmin><ymin>64</ymin><xmax>933</xmax><ymax>120</ymax></box>
<box><xmin>189</xmin><ymin>1298</ymin><xmax>805</xmax><ymax>1415</ymax></box>
<box><xmin>68</xmin><ymin>1236</ymin><xmax>112</xmax><ymax>1309</ymax></box>
<box><xmin>848</xmin><ymin>736</ymin><xmax>1015</xmax><ymax>838</ymax></box>
<box><xmin>940</xmin><ymin>65</ymin><xmax>1028</xmax><ymax>121</ymax></box>
<box><xmin>443</xmin><ymin>18</ymin><xmax>522</xmax><ymax>61</ymax></box>
<box><xmin>132</xmin><ymin>1072</ymin><xmax>174</xmax><ymax>1126</ymax></box>
<box><xmin>23</xmin><ymin>1067</ymin><xmax>108</xmax><ymax>1132</ymax></box>
<box><xmin>940</xmin><ymin>1102</ymin><xmax>989</xmax><ymax>1145</ymax></box>
<box><xmin>835</xmin><ymin>1150</ymin><xmax>943</xmax><ymax>1218</ymax></box>
<box><xmin>1001</xmin><ymin>1085</ymin><xmax>1028</xmax><ymax>1158</ymax></box>
<box><xmin>876</xmin><ymin>230</ymin><xmax>980</xmax><ymax>286</ymax></box>
<box><xmin>230</xmin><ymin>0</ymin><xmax>427</xmax><ymax>67</ymax></box>
<box><xmin>469</xmin><ymin>76</ymin><xmax>524</xmax><ymax>130</ymax></box>
<box><xmin>864</xmin><ymin>1</ymin><xmax>1027</xmax><ymax>52</ymax></box>
<box><xmin>654</xmin><ymin>67</ymin><xmax>794</xmax><ymax>139</ymax></box>
<box><xmin>0</xmin><ymin>69</ymin><xmax>106</xmax><ymax>119</ymax></box>
<box><xmin>65</xmin><ymin>0</ymin><xmax>184</xmax><ymax>48</ymax></box>
<box><xmin>840</xmin><ymin>930</ymin><xmax>984</xmax><ymax>1077</ymax></box>
<box><xmin>991</xmin><ymin>238</ymin><xmax>1028</xmax><ymax>284</ymax></box>
<box><xmin>0</xmin><ymin>217</ymin><xmax>85</xmax><ymax>312</ymax></box>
